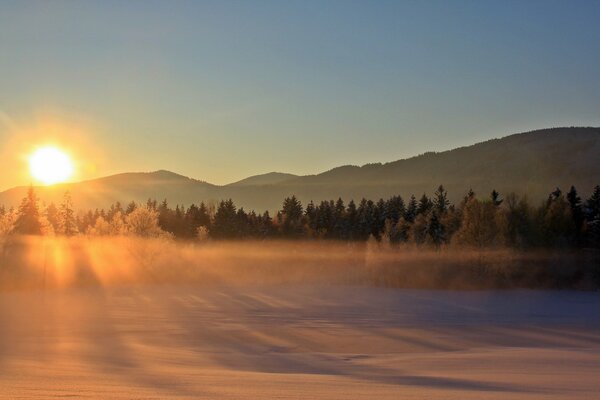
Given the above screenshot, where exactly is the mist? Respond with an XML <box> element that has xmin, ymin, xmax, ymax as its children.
<box><xmin>1</xmin><ymin>236</ymin><xmax>598</xmax><ymax>292</ymax></box>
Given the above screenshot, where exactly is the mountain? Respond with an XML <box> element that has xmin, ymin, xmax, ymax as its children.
<box><xmin>1</xmin><ymin>127</ymin><xmax>599</xmax><ymax>212</ymax></box>
<box><xmin>227</xmin><ymin>172</ymin><xmax>298</xmax><ymax>187</ymax></box>
<box><xmin>0</xmin><ymin>170</ymin><xmax>217</xmax><ymax>211</ymax></box>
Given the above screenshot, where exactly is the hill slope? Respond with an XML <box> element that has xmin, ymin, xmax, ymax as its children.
<box><xmin>227</xmin><ymin>172</ymin><xmax>298</xmax><ymax>187</ymax></box>
<box><xmin>1</xmin><ymin>127</ymin><xmax>598</xmax><ymax>211</ymax></box>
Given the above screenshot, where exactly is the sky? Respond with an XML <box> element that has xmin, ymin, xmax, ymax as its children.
<box><xmin>1</xmin><ymin>0</ymin><xmax>599</xmax><ymax>189</ymax></box>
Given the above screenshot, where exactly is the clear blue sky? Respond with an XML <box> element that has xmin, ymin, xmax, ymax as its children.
<box><xmin>1</xmin><ymin>0</ymin><xmax>599</xmax><ymax>188</ymax></box>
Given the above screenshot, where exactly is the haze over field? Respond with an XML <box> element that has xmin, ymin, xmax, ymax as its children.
<box><xmin>1</xmin><ymin>238</ymin><xmax>600</xmax><ymax>399</ymax></box>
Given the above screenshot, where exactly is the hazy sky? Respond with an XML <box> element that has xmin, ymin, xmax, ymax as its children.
<box><xmin>1</xmin><ymin>0</ymin><xmax>599</xmax><ymax>189</ymax></box>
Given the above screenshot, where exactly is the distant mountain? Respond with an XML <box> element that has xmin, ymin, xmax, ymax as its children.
<box><xmin>1</xmin><ymin>127</ymin><xmax>599</xmax><ymax>212</ymax></box>
<box><xmin>0</xmin><ymin>170</ymin><xmax>217</xmax><ymax>211</ymax></box>
<box><xmin>227</xmin><ymin>172</ymin><xmax>298</xmax><ymax>187</ymax></box>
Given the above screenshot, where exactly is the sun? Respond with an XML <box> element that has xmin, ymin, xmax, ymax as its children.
<box><xmin>29</xmin><ymin>147</ymin><xmax>74</xmax><ymax>185</ymax></box>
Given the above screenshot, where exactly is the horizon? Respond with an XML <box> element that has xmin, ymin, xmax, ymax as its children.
<box><xmin>1</xmin><ymin>125</ymin><xmax>598</xmax><ymax>192</ymax></box>
<box><xmin>2</xmin><ymin>1</ymin><xmax>600</xmax><ymax>189</ymax></box>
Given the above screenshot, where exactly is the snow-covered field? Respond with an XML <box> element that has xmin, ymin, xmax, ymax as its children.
<box><xmin>1</xmin><ymin>285</ymin><xmax>599</xmax><ymax>399</ymax></box>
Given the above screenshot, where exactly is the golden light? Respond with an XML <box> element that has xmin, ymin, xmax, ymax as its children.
<box><xmin>29</xmin><ymin>147</ymin><xmax>74</xmax><ymax>185</ymax></box>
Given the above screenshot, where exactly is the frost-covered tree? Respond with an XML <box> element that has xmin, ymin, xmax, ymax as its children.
<box><xmin>126</xmin><ymin>206</ymin><xmax>165</xmax><ymax>237</ymax></box>
<box><xmin>109</xmin><ymin>211</ymin><xmax>126</xmax><ymax>235</ymax></box>
<box><xmin>58</xmin><ymin>191</ymin><xmax>78</xmax><ymax>236</ymax></box>
<box><xmin>88</xmin><ymin>216</ymin><xmax>111</xmax><ymax>236</ymax></box>
<box><xmin>0</xmin><ymin>208</ymin><xmax>16</xmax><ymax>236</ymax></box>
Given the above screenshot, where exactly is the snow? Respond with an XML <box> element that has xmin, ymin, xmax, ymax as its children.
<box><xmin>1</xmin><ymin>285</ymin><xmax>599</xmax><ymax>399</ymax></box>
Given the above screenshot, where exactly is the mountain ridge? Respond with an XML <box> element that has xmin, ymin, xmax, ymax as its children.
<box><xmin>1</xmin><ymin>127</ymin><xmax>599</xmax><ymax>212</ymax></box>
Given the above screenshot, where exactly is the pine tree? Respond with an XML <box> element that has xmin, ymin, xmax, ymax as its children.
<box><xmin>464</xmin><ymin>188</ymin><xmax>475</xmax><ymax>203</ymax></box>
<box><xmin>107</xmin><ymin>201</ymin><xmax>124</xmax><ymax>221</ymax></box>
<box><xmin>416</xmin><ymin>194</ymin><xmax>432</xmax><ymax>215</ymax></box>
<box><xmin>45</xmin><ymin>202</ymin><xmax>60</xmax><ymax>232</ymax></box>
<box><xmin>541</xmin><ymin>190</ymin><xmax>575</xmax><ymax>247</ymax></box>
<box><xmin>584</xmin><ymin>185</ymin><xmax>600</xmax><ymax>247</ymax></box>
<box><xmin>211</xmin><ymin>199</ymin><xmax>238</xmax><ymax>238</ymax></box>
<box><xmin>258</xmin><ymin>210</ymin><xmax>275</xmax><ymax>238</ymax></box>
<box><xmin>427</xmin><ymin>212</ymin><xmax>445</xmax><ymax>246</ymax></box>
<box><xmin>357</xmin><ymin>199</ymin><xmax>375</xmax><ymax>240</ymax></box>
<box><xmin>405</xmin><ymin>195</ymin><xmax>417</xmax><ymax>223</ymax></box>
<box><xmin>345</xmin><ymin>200</ymin><xmax>358</xmax><ymax>240</ymax></box>
<box><xmin>585</xmin><ymin>185</ymin><xmax>600</xmax><ymax>221</ymax></box>
<box><xmin>332</xmin><ymin>198</ymin><xmax>346</xmax><ymax>238</ymax></box>
<box><xmin>280</xmin><ymin>196</ymin><xmax>304</xmax><ymax>237</ymax></box>
<box><xmin>433</xmin><ymin>185</ymin><xmax>450</xmax><ymax>214</ymax></box>
<box><xmin>304</xmin><ymin>200</ymin><xmax>317</xmax><ymax>234</ymax></box>
<box><xmin>126</xmin><ymin>201</ymin><xmax>137</xmax><ymax>215</ymax></box>
<box><xmin>58</xmin><ymin>191</ymin><xmax>78</xmax><ymax>236</ymax></box>
<box><xmin>490</xmin><ymin>190</ymin><xmax>503</xmax><ymax>206</ymax></box>
<box><xmin>13</xmin><ymin>186</ymin><xmax>42</xmax><ymax>235</ymax></box>
<box><xmin>385</xmin><ymin>195</ymin><xmax>405</xmax><ymax>225</ymax></box>
<box><xmin>566</xmin><ymin>186</ymin><xmax>584</xmax><ymax>244</ymax></box>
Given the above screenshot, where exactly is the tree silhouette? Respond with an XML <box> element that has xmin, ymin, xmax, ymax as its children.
<box><xmin>433</xmin><ymin>185</ymin><xmax>450</xmax><ymax>215</ymax></box>
<box><xmin>13</xmin><ymin>186</ymin><xmax>42</xmax><ymax>235</ymax></box>
<box><xmin>280</xmin><ymin>196</ymin><xmax>304</xmax><ymax>237</ymax></box>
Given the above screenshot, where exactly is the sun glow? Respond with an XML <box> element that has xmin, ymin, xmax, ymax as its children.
<box><xmin>29</xmin><ymin>147</ymin><xmax>74</xmax><ymax>185</ymax></box>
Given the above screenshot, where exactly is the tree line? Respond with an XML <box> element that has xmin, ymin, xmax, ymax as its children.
<box><xmin>1</xmin><ymin>184</ymin><xmax>599</xmax><ymax>248</ymax></box>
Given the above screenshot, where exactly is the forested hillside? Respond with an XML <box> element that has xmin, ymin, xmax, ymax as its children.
<box><xmin>0</xmin><ymin>127</ymin><xmax>598</xmax><ymax>211</ymax></box>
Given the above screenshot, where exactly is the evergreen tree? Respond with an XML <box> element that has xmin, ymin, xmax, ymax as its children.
<box><xmin>304</xmin><ymin>200</ymin><xmax>317</xmax><ymax>233</ymax></box>
<box><xmin>107</xmin><ymin>201</ymin><xmax>124</xmax><ymax>221</ymax></box>
<box><xmin>405</xmin><ymin>195</ymin><xmax>417</xmax><ymax>223</ymax></box>
<box><xmin>280</xmin><ymin>196</ymin><xmax>304</xmax><ymax>237</ymax></box>
<box><xmin>236</xmin><ymin>208</ymin><xmax>250</xmax><ymax>237</ymax></box>
<box><xmin>540</xmin><ymin>190</ymin><xmax>575</xmax><ymax>247</ymax></box>
<box><xmin>490</xmin><ymin>190</ymin><xmax>503</xmax><ymax>206</ymax></box>
<box><xmin>566</xmin><ymin>186</ymin><xmax>584</xmax><ymax>243</ymax></box>
<box><xmin>45</xmin><ymin>202</ymin><xmax>60</xmax><ymax>232</ymax></box>
<box><xmin>372</xmin><ymin>199</ymin><xmax>387</xmax><ymax>239</ymax></box>
<box><xmin>356</xmin><ymin>199</ymin><xmax>374</xmax><ymax>240</ymax></box>
<box><xmin>146</xmin><ymin>198</ymin><xmax>158</xmax><ymax>211</ymax></box>
<box><xmin>585</xmin><ymin>185</ymin><xmax>600</xmax><ymax>247</ymax></box>
<box><xmin>58</xmin><ymin>191</ymin><xmax>78</xmax><ymax>236</ymax></box>
<box><xmin>585</xmin><ymin>185</ymin><xmax>600</xmax><ymax>221</ymax></box>
<box><xmin>258</xmin><ymin>211</ymin><xmax>275</xmax><ymax>238</ymax></box>
<box><xmin>211</xmin><ymin>199</ymin><xmax>238</xmax><ymax>239</ymax></box>
<box><xmin>464</xmin><ymin>188</ymin><xmax>475</xmax><ymax>203</ymax></box>
<box><xmin>332</xmin><ymin>198</ymin><xmax>346</xmax><ymax>238</ymax></box>
<box><xmin>13</xmin><ymin>186</ymin><xmax>42</xmax><ymax>235</ymax></box>
<box><xmin>385</xmin><ymin>195</ymin><xmax>405</xmax><ymax>225</ymax></box>
<box><xmin>416</xmin><ymin>194</ymin><xmax>433</xmax><ymax>215</ymax></box>
<box><xmin>125</xmin><ymin>201</ymin><xmax>137</xmax><ymax>214</ymax></box>
<box><xmin>184</xmin><ymin>203</ymin><xmax>211</xmax><ymax>238</ymax></box>
<box><xmin>409</xmin><ymin>213</ymin><xmax>429</xmax><ymax>245</ymax></box>
<box><xmin>433</xmin><ymin>185</ymin><xmax>450</xmax><ymax>215</ymax></box>
<box><xmin>427</xmin><ymin>212</ymin><xmax>445</xmax><ymax>246</ymax></box>
<box><xmin>345</xmin><ymin>200</ymin><xmax>358</xmax><ymax>240</ymax></box>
